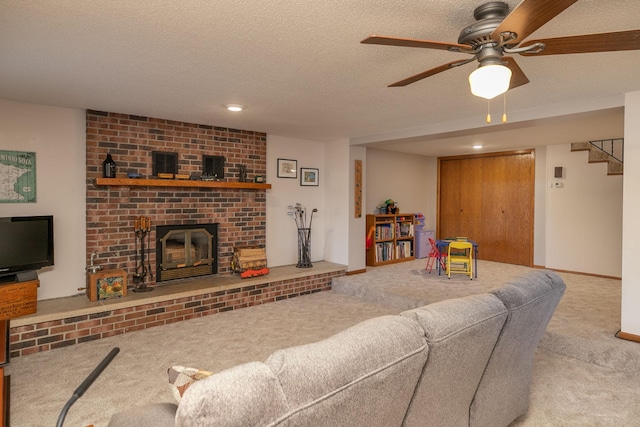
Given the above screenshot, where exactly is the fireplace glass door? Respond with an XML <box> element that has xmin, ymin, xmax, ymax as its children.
<box><xmin>159</xmin><ymin>228</ymin><xmax>214</xmax><ymax>280</ymax></box>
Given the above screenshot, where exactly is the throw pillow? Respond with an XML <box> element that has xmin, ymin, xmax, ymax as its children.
<box><xmin>168</xmin><ymin>365</ymin><xmax>214</xmax><ymax>402</ymax></box>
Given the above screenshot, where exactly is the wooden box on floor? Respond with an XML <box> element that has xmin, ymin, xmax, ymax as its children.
<box><xmin>87</xmin><ymin>269</ymin><xmax>127</xmax><ymax>302</ymax></box>
<box><xmin>0</xmin><ymin>280</ymin><xmax>38</xmax><ymax>320</ymax></box>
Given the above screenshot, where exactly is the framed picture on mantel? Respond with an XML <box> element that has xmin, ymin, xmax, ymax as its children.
<box><xmin>277</xmin><ymin>158</ymin><xmax>297</xmax><ymax>178</ymax></box>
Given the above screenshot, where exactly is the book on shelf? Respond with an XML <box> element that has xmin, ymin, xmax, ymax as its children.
<box><xmin>375</xmin><ymin>242</ymin><xmax>394</xmax><ymax>262</ymax></box>
<box><xmin>376</xmin><ymin>224</ymin><xmax>394</xmax><ymax>240</ymax></box>
<box><xmin>395</xmin><ymin>241</ymin><xmax>412</xmax><ymax>258</ymax></box>
<box><xmin>398</xmin><ymin>222</ymin><xmax>414</xmax><ymax>237</ymax></box>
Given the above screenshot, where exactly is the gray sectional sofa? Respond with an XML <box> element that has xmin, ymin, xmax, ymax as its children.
<box><xmin>108</xmin><ymin>270</ymin><xmax>565</xmax><ymax>427</ymax></box>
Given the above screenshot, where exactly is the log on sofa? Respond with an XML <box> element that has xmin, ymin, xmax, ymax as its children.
<box><xmin>107</xmin><ymin>270</ymin><xmax>565</xmax><ymax>427</ymax></box>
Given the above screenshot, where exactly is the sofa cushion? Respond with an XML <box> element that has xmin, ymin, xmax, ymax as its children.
<box><xmin>265</xmin><ymin>315</ymin><xmax>428</xmax><ymax>427</ymax></box>
<box><xmin>176</xmin><ymin>362</ymin><xmax>289</xmax><ymax>427</ymax></box>
<box><xmin>470</xmin><ymin>269</ymin><xmax>566</xmax><ymax>427</ymax></box>
<box><xmin>400</xmin><ymin>293</ymin><xmax>508</xmax><ymax>427</ymax></box>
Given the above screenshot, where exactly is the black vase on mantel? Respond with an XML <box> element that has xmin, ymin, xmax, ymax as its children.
<box><xmin>103</xmin><ymin>153</ymin><xmax>116</xmax><ymax>178</ymax></box>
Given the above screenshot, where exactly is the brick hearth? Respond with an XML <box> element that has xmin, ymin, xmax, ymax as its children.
<box><xmin>10</xmin><ymin>263</ymin><xmax>345</xmax><ymax>358</ymax></box>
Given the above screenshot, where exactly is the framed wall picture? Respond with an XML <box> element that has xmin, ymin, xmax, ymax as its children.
<box><xmin>300</xmin><ymin>168</ymin><xmax>319</xmax><ymax>186</ymax></box>
<box><xmin>277</xmin><ymin>158</ymin><xmax>297</xmax><ymax>178</ymax></box>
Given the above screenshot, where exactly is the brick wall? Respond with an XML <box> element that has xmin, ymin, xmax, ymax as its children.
<box><xmin>85</xmin><ymin>111</ymin><xmax>268</xmax><ymax>286</ymax></box>
<box><xmin>10</xmin><ymin>270</ymin><xmax>342</xmax><ymax>358</ymax></box>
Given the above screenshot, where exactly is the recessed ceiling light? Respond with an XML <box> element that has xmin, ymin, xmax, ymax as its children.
<box><xmin>473</xmin><ymin>145</ymin><xmax>483</xmax><ymax>149</ymax></box>
<box><xmin>225</xmin><ymin>104</ymin><xmax>243</xmax><ymax>112</ymax></box>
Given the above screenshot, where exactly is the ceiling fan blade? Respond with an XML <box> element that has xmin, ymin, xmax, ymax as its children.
<box><xmin>520</xmin><ymin>29</ymin><xmax>640</xmax><ymax>55</ymax></box>
<box><xmin>361</xmin><ymin>35</ymin><xmax>469</xmax><ymax>52</ymax></box>
<box><xmin>502</xmin><ymin>57</ymin><xmax>529</xmax><ymax>89</ymax></box>
<box><xmin>388</xmin><ymin>59</ymin><xmax>471</xmax><ymax>87</ymax></box>
<box><xmin>491</xmin><ymin>0</ymin><xmax>578</xmax><ymax>45</ymax></box>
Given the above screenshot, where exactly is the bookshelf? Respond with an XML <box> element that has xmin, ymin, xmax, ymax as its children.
<box><xmin>366</xmin><ymin>214</ymin><xmax>416</xmax><ymax>266</ymax></box>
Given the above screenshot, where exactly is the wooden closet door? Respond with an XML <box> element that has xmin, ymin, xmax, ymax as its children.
<box><xmin>502</xmin><ymin>152</ymin><xmax>534</xmax><ymax>265</ymax></box>
<box><xmin>439</xmin><ymin>159</ymin><xmax>462</xmax><ymax>236</ymax></box>
<box><xmin>439</xmin><ymin>157</ymin><xmax>483</xmax><ymax>241</ymax></box>
<box><xmin>438</xmin><ymin>150</ymin><xmax>534</xmax><ymax>266</ymax></box>
<box><xmin>481</xmin><ymin>155</ymin><xmax>508</xmax><ymax>261</ymax></box>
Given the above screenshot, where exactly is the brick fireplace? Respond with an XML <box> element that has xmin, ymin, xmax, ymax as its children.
<box><xmin>86</xmin><ymin>110</ymin><xmax>267</xmax><ymax>287</ymax></box>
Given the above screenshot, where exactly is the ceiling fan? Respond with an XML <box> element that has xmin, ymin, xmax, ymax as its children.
<box><xmin>362</xmin><ymin>0</ymin><xmax>640</xmax><ymax>99</ymax></box>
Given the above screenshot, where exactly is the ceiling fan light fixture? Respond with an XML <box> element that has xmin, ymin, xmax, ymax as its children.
<box><xmin>469</xmin><ymin>64</ymin><xmax>512</xmax><ymax>100</ymax></box>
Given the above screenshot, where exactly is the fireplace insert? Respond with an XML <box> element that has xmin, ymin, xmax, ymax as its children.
<box><xmin>155</xmin><ymin>223</ymin><xmax>218</xmax><ymax>282</ymax></box>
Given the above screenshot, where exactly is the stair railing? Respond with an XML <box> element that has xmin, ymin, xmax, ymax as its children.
<box><xmin>589</xmin><ymin>138</ymin><xmax>624</xmax><ymax>164</ymax></box>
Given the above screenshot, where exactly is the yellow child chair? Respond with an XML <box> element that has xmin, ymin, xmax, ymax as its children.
<box><xmin>447</xmin><ymin>241</ymin><xmax>473</xmax><ymax>280</ymax></box>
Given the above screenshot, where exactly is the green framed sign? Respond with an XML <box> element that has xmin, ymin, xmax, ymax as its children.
<box><xmin>0</xmin><ymin>150</ymin><xmax>36</xmax><ymax>203</ymax></box>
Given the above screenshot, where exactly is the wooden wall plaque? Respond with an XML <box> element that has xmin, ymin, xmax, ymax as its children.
<box><xmin>354</xmin><ymin>159</ymin><xmax>362</xmax><ymax>218</ymax></box>
<box><xmin>0</xmin><ymin>280</ymin><xmax>38</xmax><ymax>321</ymax></box>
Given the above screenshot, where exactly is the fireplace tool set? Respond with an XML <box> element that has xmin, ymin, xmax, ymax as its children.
<box><xmin>287</xmin><ymin>203</ymin><xmax>318</xmax><ymax>268</ymax></box>
<box><xmin>133</xmin><ymin>216</ymin><xmax>154</xmax><ymax>292</ymax></box>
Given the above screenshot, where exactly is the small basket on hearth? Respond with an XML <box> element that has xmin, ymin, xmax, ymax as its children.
<box><xmin>231</xmin><ymin>247</ymin><xmax>269</xmax><ymax>279</ymax></box>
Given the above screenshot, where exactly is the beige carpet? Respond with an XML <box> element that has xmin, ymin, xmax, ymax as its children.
<box><xmin>8</xmin><ymin>260</ymin><xmax>640</xmax><ymax>426</ymax></box>
<box><xmin>332</xmin><ymin>259</ymin><xmax>640</xmax><ymax>373</ymax></box>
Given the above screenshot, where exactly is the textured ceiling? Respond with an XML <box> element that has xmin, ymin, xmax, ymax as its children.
<box><xmin>0</xmin><ymin>0</ymin><xmax>638</xmax><ymax>156</ymax></box>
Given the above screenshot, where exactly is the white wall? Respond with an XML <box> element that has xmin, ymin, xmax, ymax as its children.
<box><xmin>266</xmin><ymin>135</ymin><xmax>326</xmax><ymax>267</ymax></box>
<box><xmin>622</xmin><ymin>91</ymin><xmax>640</xmax><ymax>336</ymax></box>
<box><xmin>533</xmin><ymin>147</ymin><xmax>547</xmax><ymax>267</ymax></box>
<box><xmin>544</xmin><ymin>144</ymin><xmax>623</xmax><ymax>276</ymax></box>
<box><xmin>0</xmin><ymin>99</ymin><xmax>86</xmax><ymax>300</ymax></box>
<box><xmin>349</xmin><ymin>146</ymin><xmax>367</xmax><ymax>272</ymax></box>
<box><xmin>365</xmin><ymin>148</ymin><xmax>437</xmax><ymax>228</ymax></box>
<box><xmin>322</xmin><ymin>140</ymin><xmax>350</xmax><ymax>266</ymax></box>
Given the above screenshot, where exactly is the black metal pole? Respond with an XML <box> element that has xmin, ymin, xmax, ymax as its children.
<box><xmin>56</xmin><ymin>347</ymin><xmax>120</xmax><ymax>427</ymax></box>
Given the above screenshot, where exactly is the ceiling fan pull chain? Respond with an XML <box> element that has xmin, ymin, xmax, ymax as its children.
<box><xmin>486</xmin><ymin>99</ymin><xmax>491</xmax><ymax>124</ymax></box>
<box><xmin>502</xmin><ymin>93</ymin><xmax>508</xmax><ymax>124</ymax></box>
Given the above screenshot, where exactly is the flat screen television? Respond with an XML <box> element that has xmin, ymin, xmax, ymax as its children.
<box><xmin>0</xmin><ymin>215</ymin><xmax>54</xmax><ymax>277</ymax></box>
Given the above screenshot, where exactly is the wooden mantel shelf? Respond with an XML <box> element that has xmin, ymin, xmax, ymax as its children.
<box><xmin>95</xmin><ymin>177</ymin><xmax>271</xmax><ymax>190</ymax></box>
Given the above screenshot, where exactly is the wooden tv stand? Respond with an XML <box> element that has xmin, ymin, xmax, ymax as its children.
<box><xmin>0</xmin><ymin>320</ymin><xmax>8</xmax><ymax>427</ymax></box>
<box><xmin>0</xmin><ymin>279</ymin><xmax>39</xmax><ymax>427</ymax></box>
